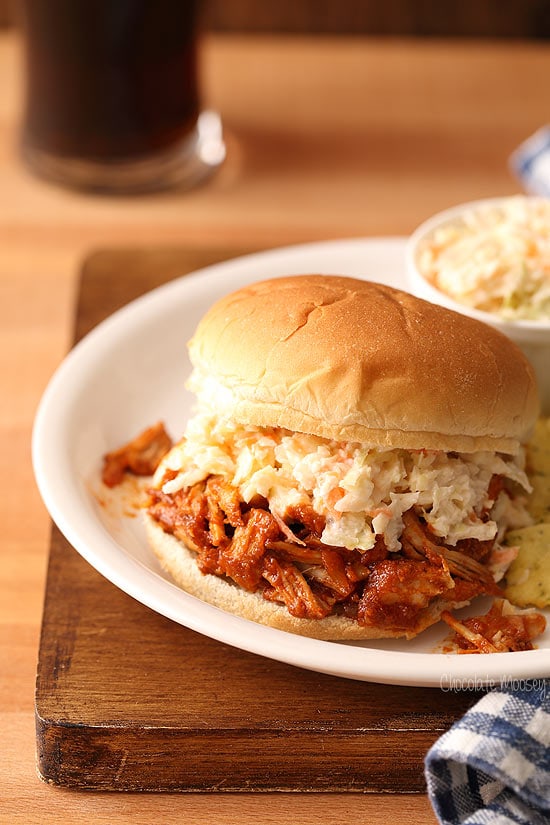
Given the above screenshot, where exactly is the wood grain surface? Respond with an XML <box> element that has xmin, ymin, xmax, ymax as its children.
<box><xmin>35</xmin><ymin>248</ymin><xmax>479</xmax><ymax>792</ymax></box>
<box><xmin>4</xmin><ymin>29</ymin><xmax>549</xmax><ymax>824</ymax></box>
<box><xmin>3</xmin><ymin>1</ymin><xmax>550</xmax><ymax>37</ymax></box>
<box><xmin>37</xmin><ymin>529</ymin><xmax>467</xmax><ymax>792</ymax></box>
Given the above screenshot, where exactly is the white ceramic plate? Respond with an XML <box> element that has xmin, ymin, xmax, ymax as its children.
<box><xmin>32</xmin><ymin>238</ymin><xmax>550</xmax><ymax>687</ymax></box>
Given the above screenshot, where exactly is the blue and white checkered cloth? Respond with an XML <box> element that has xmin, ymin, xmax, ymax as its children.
<box><xmin>425</xmin><ymin>682</ymin><xmax>550</xmax><ymax>825</ymax></box>
<box><xmin>510</xmin><ymin>126</ymin><xmax>550</xmax><ymax>197</ymax></box>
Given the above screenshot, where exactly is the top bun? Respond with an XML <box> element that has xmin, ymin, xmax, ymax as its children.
<box><xmin>188</xmin><ymin>275</ymin><xmax>539</xmax><ymax>454</ymax></box>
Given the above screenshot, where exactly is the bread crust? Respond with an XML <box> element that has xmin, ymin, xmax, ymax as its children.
<box><xmin>188</xmin><ymin>275</ymin><xmax>539</xmax><ymax>453</ymax></box>
<box><xmin>144</xmin><ymin>511</ymin><xmax>448</xmax><ymax>640</ymax></box>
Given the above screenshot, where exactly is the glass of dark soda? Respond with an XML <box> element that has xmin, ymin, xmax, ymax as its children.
<box><xmin>18</xmin><ymin>0</ymin><xmax>225</xmax><ymax>193</ymax></box>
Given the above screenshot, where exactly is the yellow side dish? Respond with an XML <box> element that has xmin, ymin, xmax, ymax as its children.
<box><xmin>505</xmin><ymin>524</ymin><xmax>550</xmax><ymax>608</ymax></box>
<box><xmin>524</xmin><ymin>416</ymin><xmax>550</xmax><ymax>524</ymax></box>
<box><xmin>504</xmin><ymin>417</ymin><xmax>550</xmax><ymax>607</ymax></box>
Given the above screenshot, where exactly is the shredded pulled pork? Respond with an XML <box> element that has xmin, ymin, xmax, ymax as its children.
<box><xmin>147</xmin><ymin>474</ymin><xmax>507</xmax><ymax>634</ymax></box>
<box><xmin>102</xmin><ymin>422</ymin><xmax>173</xmax><ymax>488</ymax></box>
<box><xmin>442</xmin><ymin>600</ymin><xmax>546</xmax><ymax>653</ymax></box>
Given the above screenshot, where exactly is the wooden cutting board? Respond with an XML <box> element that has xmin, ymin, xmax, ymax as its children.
<box><xmin>35</xmin><ymin>246</ymin><xmax>481</xmax><ymax>792</ymax></box>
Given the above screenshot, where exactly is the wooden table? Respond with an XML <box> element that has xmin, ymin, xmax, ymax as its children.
<box><xmin>3</xmin><ymin>29</ymin><xmax>549</xmax><ymax>823</ymax></box>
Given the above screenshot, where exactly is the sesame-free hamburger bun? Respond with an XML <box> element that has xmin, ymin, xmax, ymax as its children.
<box><xmin>187</xmin><ymin>274</ymin><xmax>538</xmax><ymax>454</ymax></box>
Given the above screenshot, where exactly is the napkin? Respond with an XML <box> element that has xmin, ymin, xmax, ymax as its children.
<box><xmin>510</xmin><ymin>126</ymin><xmax>550</xmax><ymax>197</ymax></box>
<box><xmin>424</xmin><ymin>681</ymin><xmax>550</xmax><ymax>825</ymax></box>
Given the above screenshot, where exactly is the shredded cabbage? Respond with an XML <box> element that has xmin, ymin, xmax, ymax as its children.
<box><xmin>417</xmin><ymin>196</ymin><xmax>550</xmax><ymax>320</ymax></box>
<box><xmin>156</xmin><ymin>412</ymin><xmax>531</xmax><ymax>553</ymax></box>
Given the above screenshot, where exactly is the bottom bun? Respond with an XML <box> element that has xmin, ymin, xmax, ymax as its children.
<box><xmin>144</xmin><ymin>512</ymin><xmax>453</xmax><ymax>641</ymax></box>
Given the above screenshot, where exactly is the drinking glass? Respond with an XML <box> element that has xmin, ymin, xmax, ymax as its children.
<box><xmin>18</xmin><ymin>0</ymin><xmax>225</xmax><ymax>193</ymax></box>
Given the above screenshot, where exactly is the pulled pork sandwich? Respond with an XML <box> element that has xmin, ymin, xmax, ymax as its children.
<box><xmin>144</xmin><ymin>274</ymin><xmax>540</xmax><ymax>641</ymax></box>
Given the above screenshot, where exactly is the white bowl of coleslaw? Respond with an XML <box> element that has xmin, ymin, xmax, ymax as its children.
<box><xmin>405</xmin><ymin>196</ymin><xmax>550</xmax><ymax>415</ymax></box>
